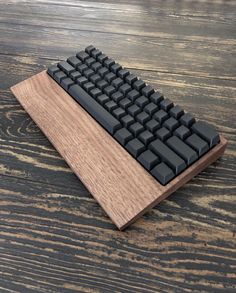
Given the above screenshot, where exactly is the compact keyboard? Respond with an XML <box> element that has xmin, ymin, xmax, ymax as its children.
<box><xmin>47</xmin><ymin>45</ymin><xmax>220</xmax><ymax>185</ymax></box>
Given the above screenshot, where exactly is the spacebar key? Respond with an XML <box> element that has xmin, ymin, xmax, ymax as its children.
<box><xmin>69</xmin><ymin>84</ymin><xmax>121</xmax><ymax>134</ymax></box>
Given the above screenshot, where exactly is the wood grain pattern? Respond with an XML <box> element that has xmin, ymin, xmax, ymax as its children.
<box><xmin>11</xmin><ymin>70</ymin><xmax>227</xmax><ymax>230</ymax></box>
<box><xmin>1</xmin><ymin>0</ymin><xmax>236</xmax><ymax>291</ymax></box>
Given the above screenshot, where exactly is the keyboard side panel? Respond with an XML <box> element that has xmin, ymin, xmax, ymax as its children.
<box><xmin>11</xmin><ymin>70</ymin><xmax>227</xmax><ymax>230</ymax></box>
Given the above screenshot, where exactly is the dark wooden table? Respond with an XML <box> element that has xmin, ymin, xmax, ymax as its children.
<box><xmin>1</xmin><ymin>1</ymin><xmax>235</xmax><ymax>292</ymax></box>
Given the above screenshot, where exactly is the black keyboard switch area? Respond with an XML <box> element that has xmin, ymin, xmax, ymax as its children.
<box><xmin>47</xmin><ymin>45</ymin><xmax>221</xmax><ymax>185</ymax></box>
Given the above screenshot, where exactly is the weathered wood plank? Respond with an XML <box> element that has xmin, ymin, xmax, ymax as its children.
<box><xmin>0</xmin><ymin>22</ymin><xmax>235</xmax><ymax>80</ymax></box>
<box><xmin>0</xmin><ymin>1</ymin><xmax>235</xmax><ymax>42</ymax></box>
<box><xmin>0</xmin><ymin>175</ymin><xmax>235</xmax><ymax>292</ymax></box>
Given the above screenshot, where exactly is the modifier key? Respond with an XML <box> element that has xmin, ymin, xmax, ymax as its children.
<box><xmin>58</xmin><ymin>61</ymin><xmax>75</xmax><ymax>75</ymax></box>
<box><xmin>69</xmin><ymin>84</ymin><xmax>121</xmax><ymax>135</ymax></box>
<box><xmin>166</xmin><ymin>136</ymin><xmax>198</xmax><ymax>165</ymax></box>
<box><xmin>151</xmin><ymin>162</ymin><xmax>175</xmax><ymax>185</ymax></box>
<box><xmin>138</xmin><ymin>150</ymin><xmax>159</xmax><ymax>171</ymax></box>
<box><xmin>185</xmin><ymin>134</ymin><xmax>209</xmax><ymax>156</ymax></box>
<box><xmin>192</xmin><ymin>121</ymin><xmax>220</xmax><ymax>147</ymax></box>
<box><xmin>47</xmin><ymin>65</ymin><xmax>60</xmax><ymax>77</ymax></box>
<box><xmin>149</xmin><ymin>139</ymin><xmax>186</xmax><ymax>174</ymax></box>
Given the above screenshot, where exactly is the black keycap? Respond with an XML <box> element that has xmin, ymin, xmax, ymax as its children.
<box><xmin>47</xmin><ymin>65</ymin><xmax>60</xmax><ymax>77</ymax></box>
<box><xmin>142</xmin><ymin>85</ymin><xmax>154</xmax><ymax>97</ymax></box>
<box><xmin>150</xmin><ymin>92</ymin><xmax>164</xmax><ymax>104</ymax></box>
<box><xmin>70</xmin><ymin>71</ymin><xmax>81</xmax><ymax>81</ymax></box>
<box><xmin>180</xmin><ymin>113</ymin><xmax>195</xmax><ymax>127</ymax></box>
<box><xmin>149</xmin><ymin>139</ymin><xmax>186</xmax><ymax>174</ymax></box>
<box><xmin>105</xmin><ymin>72</ymin><xmax>116</xmax><ymax>83</ymax></box>
<box><xmin>105</xmin><ymin>100</ymin><xmax>118</xmax><ymax>112</ymax></box>
<box><xmin>126</xmin><ymin>74</ymin><xmax>138</xmax><ymax>85</ymax></box>
<box><xmin>144</xmin><ymin>103</ymin><xmax>158</xmax><ymax>116</ymax></box>
<box><xmin>54</xmin><ymin>71</ymin><xmax>67</xmax><ymax>83</ymax></box>
<box><xmin>111</xmin><ymin>78</ymin><xmax>123</xmax><ymax>89</ymax></box>
<box><xmin>67</xmin><ymin>56</ymin><xmax>81</xmax><ymax>68</ymax></box>
<box><xmin>111</xmin><ymin>63</ymin><xmax>122</xmax><ymax>74</ymax></box>
<box><xmin>127</xmin><ymin>105</ymin><xmax>141</xmax><ymax>117</ymax></box>
<box><xmin>61</xmin><ymin>78</ymin><xmax>74</xmax><ymax>91</ymax></box>
<box><xmin>84</xmin><ymin>82</ymin><xmax>95</xmax><ymax>93</ymax></box>
<box><xmin>111</xmin><ymin>91</ymin><xmax>123</xmax><ymax>103</ymax></box>
<box><xmin>135</xmin><ymin>96</ymin><xmax>149</xmax><ymax>108</ymax></box>
<box><xmin>84</xmin><ymin>69</ymin><xmax>94</xmax><ymax>78</ymax></box>
<box><xmin>90</xmin><ymin>88</ymin><xmax>102</xmax><ymax>99</ymax></box>
<box><xmin>153</xmin><ymin>110</ymin><xmax>169</xmax><ymax>123</ymax></box>
<box><xmin>129</xmin><ymin>122</ymin><xmax>144</xmax><ymax>137</ymax></box>
<box><xmin>138</xmin><ymin>150</ymin><xmax>159</xmax><ymax>171</ymax></box>
<box><xmin>155</xmin><ymin>127</ymin><xmax>171</xmax><ymax>141</ymax></box>
<box><xmin>118</xmin><ymin>69</ymin><xmax>129</xmax><ymax>79</ymax></box>
<box><xmin>139</xmin><ymin>130</ymin><xmax>155</xmax><ymax>145</ymax></box>
<box><xmin>85</xmin><ymin>45</ymin><xmax>96</xmax><ymax>54</ymax></box>
<box><xmin>85</xmin><ymin>57</ymin><xmax>96</xmax><ymax>67</ymax></box>
<box><xmin>91</xmin><ymin>62</ymin><xmax>102</xmax><ymax>72</ymax></box>
<box><xmin>136</xmin><ymin>111</ymin><xmax>150</xmax><ymax>124</ymax></box>
<box><xmin>119</xmin><ymin>83</ymin><xmax>132</xmax><ymax>95</ymax></box>
<box><xmin>169</xmin><ymin>105</ymin><xmax>184</xmax><ymax>119</ymax></box>
<box><xmin>146</xmin><ymin>119</ymin><xmax>160</xmax><ymax>132</ymax></box>
<box><xmin>77</xmin><ymin>76</ymin><xmax>88</xmax><ymax>86</ymax></box>
<box><xmin>166</xmin><ymin>136</ymin><xmax>198</xmax><ymax>165</ymax></box>
<box><xmin>119</xmin><ymin>98</ymin><xmax>132</xmax><ymax>109</ymax></box>
<box><xmin>151</xmin><ymin>162</ymin><xmax>175</xmax><ymax>185</ymax></box>
<box><xmin>133</xmin><ymin>79</ymin><xmax>146</xmax><ymax>91</ymax></box>
<box><xmin>104</xmin><ymin>58</ymin><xmax>115</xmax><ymax>68</ymax></box>
<box><xmin>163</xmin><ymin>117</ymin><xmax>179</xmax><ymax>131</ymax></box>
<box><xmin>114</xmin><ymin>128</ymin><xmax>133</xmax><ymax>145</ymax></box>
<box><xmin>174</xmin><ymin>125</ymin><xmax>191</xmax><ymax>140</ymax></box>
<box><xmin>58</xmin><ymin>61</ymin><xmax>75</xmax><ymax>75</ymax></box>
<box><xmin>91</xmin><ymin>49</ymin><xmax>102</xmax><ymax>59</ymax></box>
<box><xmin>185</xmin><ymin>134</ymin><xmax>209</xmax><ymax>156</ymax></box>
<box><xmin>104</xmin><ymin>85</ymin><xmax>116</xmax><ymax>97</ymax></box>
<box><xmin>97</xmin><ymin>94</ymin><xmax>110</xmax><ymax>105</ymax></box>
<box><xmin>77</xmin><ymin>64</ymin><xmax>88</xmax><ymax>73</ymax></box>
<box><xmin>97</xmin><ymin>80</ymin><xmax>108</xmax><ymax>90</ymax></box>
<box><xmin>97</xmin><ymin>54</ymin><xmax>108</xmax><ymax>63</ymax></box>
<box><xmin>125</xmin><ymin>138</ymin><xmax>145</xmax><ymax>158</ymax></box>
<box><xmin>90</xmin><ymin>74</ymin><xmax>101</xmax><ymax>84</ymax></box>
<box><xmin>127</xmin><ymin>89</ymin><xmax>140</xmax><ymax>102</ymax></box>
<box><xmin>76</xmin><ymin>51</ymin><xmax>89</xmax><ymax>61</ymax></box>
<box><xmin>160</xmin><ymin>98</ymin><xmax>173</xmax><ymax>111</ymax></box>
<box><xmin>192</xmin><ymin>121</ymin><xmax>220</xmax><ymax>147</ymax></box>
<box><xmin>98</xmin><ymin>67</ymin><xmax>109</xmax><ymax>77</ymax></box>
<box><xmin>113</xmin><ymin>107</ymin><xmax>126</xmax><ymax>119</ymax></box>
<box><xmin>121</xmin><ymin>115</ymin><xmax>135</xmax><ymax>127</ymax></box>
<box><xmin>69</xmin><ymin>84</ymin><xmax>121</xmax><ymax>134</ymax></box>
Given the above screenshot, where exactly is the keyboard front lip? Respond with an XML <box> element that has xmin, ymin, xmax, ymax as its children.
<box><xmin>11</xmin><ymin>70</ymin><xmax>228</xmax><ymax>230</ymax></box>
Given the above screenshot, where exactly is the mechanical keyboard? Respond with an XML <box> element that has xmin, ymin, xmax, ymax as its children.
<box><xmin>47</xmin><ymin>45</ymin><xmax>221</xmax><ymax>185</ymax></box>
<box><xmin>11</xmin><ymin>45</ymin><xmax>227</xmax><ymax>229</ymax></box>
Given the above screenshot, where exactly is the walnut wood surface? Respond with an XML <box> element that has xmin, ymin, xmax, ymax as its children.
<box><xmin>1</xmin><ymin>0</ymin><xmax>236</xmax><ymax>292</ymax></box>
<box><xmin>11</xmin><ymin>70</ymin><xmax>227</xmax><ymax>230</ymax></box>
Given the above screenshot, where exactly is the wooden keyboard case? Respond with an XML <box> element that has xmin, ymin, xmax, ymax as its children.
<box><xmin>11</xmin><ymin>70</ymin><xmax>227</xmax><ymax>230</ymax></box>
